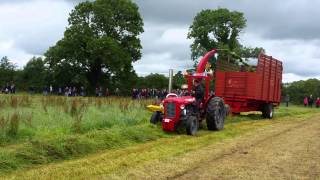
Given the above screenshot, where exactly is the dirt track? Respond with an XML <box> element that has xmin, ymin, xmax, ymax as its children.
<box><xmin>171</xmin><ymin>118</ymin><xmax>320</xmax><ymax>180</ymax></box>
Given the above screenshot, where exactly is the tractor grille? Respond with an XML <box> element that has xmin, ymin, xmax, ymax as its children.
<box><xmin>165</xmin><ymin>102</ymin><xmax>176</xmax><ymax>118</ymax></box>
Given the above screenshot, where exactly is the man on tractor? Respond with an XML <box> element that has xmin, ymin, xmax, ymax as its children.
<box><xmin>193</xmin><ymin>79</ymin><xmax>204</xmax><ymax>114</ymax></box>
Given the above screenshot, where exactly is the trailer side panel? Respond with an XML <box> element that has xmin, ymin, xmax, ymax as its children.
<box><xmin>215</xmin><ymin>53</ymin><xmax>283</xmax><ymax>113</ymax></box>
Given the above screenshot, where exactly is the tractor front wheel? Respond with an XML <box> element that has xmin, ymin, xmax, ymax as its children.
<box><xmin>186</xmin><ymin>115</ymin><xmax>198</xmax><ymax>135</ymax></box>
<box><xmin>150</xmin><ymin>111</ymin><xmax>161</xmax><ymax>124</ymax></box>
<box><xmin>206</xmin><ymin>97</ymin><xmax>226</xmax><ymax>131</ymax></box>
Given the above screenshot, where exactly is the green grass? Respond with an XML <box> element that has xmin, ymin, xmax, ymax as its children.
<box><xmin>0</xmin><ymin>95</ymin><xmax>167</xmax><ymax>174</ymax></box>
<box><xmin>0</xmin><ymin>95</ymin><xmax>318</xmax><ymax>175</ymax></box>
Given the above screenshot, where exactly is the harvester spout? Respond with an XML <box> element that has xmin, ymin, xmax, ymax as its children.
<box><xmin>196</xmin><ymin>49</ymin><xmax>217</xmax><ymax>73</ymax></box>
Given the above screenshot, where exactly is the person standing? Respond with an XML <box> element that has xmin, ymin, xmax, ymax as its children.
<box><xmin>58</xmin><ymin>87</ymin><xmax>62</xmax><ymax>96</ymax></box>
<box><xmin>105</xmin><ymin>88</ymin><xmax>110</xmax><ymax>97</ymax></box>
<box><xmin>49</xmin><ymin>85</ymin><xmax>53</xmax><ymax>95</ymax></box>
<box><xmin>68</xmin><ymin>87</ymin><xmax>72</xmax><ymax>96</ymax></box>
<box><xmin>43</xmin><ymin>86</ymin><xmax>48</xmax><ymax>96</ymax></box>
<box><xmin>95</xmin><ymin>87</ymin><xmax>99</xmax><ymax>97</ymax></box>
<box><xmin>5</xmin><ymin>83</ymin><xmax>10</xmax><ymax>94</ymax></box>
<box><xmin>316</xmin><ymin>97</ymin><xmax>320</xmax><ymax>108</ymax></box>
<box><xmin>115</xmin><ymin>88</ymin><xmax>120</xmax><ymax>96</ymax></box>
<box><xmin>304</xmin><ymin>96</ymin><xmax>308</xmax><ymax>107</ymax></box>
<box><xmin>284</xmin><ymin>95</ymin><xmax>290</xmax><ymax>107</ymax></box>
<box><xmin>80</xmin><ymin>86</ymin><xmax>85</xmax><ymax>97</ymax></box>
<box><xmin>65</xmin><ymin>87</ymin><xmax>69</xmax><ymax>96</ymax></box>
<box><xmin>11</xmin><ymin>82</ymin><xmax>16</xmax><ymax>94</ymax></box>
<box><xmin>308</xmin><ymin>95</ymin><xmax>314</xmax><ymax>108</ymax></box>
<box><xmin>72</xmin><ymin>87</ymin><xmax>77</xmax><ymax>96</ymax></box>
<box><xmin>99</xmin><ymin>86</ymin><xmax>103</xmax><ymax>97</ymax></box>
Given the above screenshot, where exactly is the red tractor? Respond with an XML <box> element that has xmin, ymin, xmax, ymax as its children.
<box><xmin>148</xmin><ymin>49</ymin><xmax>283</xmax><ymax>136</ymax></box>
<box><xmin>149</xmin><ymin>49</ymin><xmax>226</xmax><ymax>135</ymax></box>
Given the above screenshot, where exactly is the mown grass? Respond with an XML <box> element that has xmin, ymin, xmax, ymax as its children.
<box><xmin>4</xmin><ymin>104</ymin><xmax>320</xmax><ymax>179</ymax></box>
<box><xmin>0</xmin><ymin>94</ymin><xmax>318</xmax><ymax>176</ymax></box>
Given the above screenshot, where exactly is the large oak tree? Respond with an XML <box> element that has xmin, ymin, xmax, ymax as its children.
<box><xmin>188</xmin><ymin>8</ymin><xmax>264</xmax><ymax>64</ymax></box>
<box><xmin>45</xmin><ymin>0</ymin><xmax>144</xmax><ymax>92</ymax></box>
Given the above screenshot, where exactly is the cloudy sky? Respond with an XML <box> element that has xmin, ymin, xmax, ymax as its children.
<box><xmin>0</xmin><ymin>0</ymin><xmax>320</xmax><ymax>82</ymax></box>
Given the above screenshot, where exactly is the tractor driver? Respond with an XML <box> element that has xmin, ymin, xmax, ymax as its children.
<box><xmin>193</xmin><ymin>79</ymin><xmax>205</xmax><ymax>111</ymax></box>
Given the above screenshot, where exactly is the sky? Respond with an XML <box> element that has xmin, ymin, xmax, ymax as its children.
<box><xmin>0</xmin><ymin>0</ymin><xmax>320</xmax><ymax>83</ymax></box>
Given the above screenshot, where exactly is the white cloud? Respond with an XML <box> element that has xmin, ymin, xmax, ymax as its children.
<box><xmin>157</xmin><ymin>28</ymin><xmax>191</xmax><ymax>45</ymax></box>
<box><xmin>283</xmin><ymin>73</ymin><xmax>320</xmax><ymax>83</ymax></box>
<box><xmin>133</xmin><ymin>52</ymin><xmax>193</xmax><ymax>76</ymax></box>
<box><xmin>0</xmin><ymin>40</ymin><xmax>33</xmax><ymax>67</ymax></box>
<box><xmin>0</xmin><ymin>0</ymin><xmax>72</xmax><ymax>66</ymax></box>
<box><xmin>242</xmin><ymin>33</ymin><xmax>320</xmax><ymax>78</ymax></box>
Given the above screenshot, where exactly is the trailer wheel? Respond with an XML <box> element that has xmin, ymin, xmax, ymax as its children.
<box><xmin>150</xmin><ymin>111</ymin><xmax>160</xmax><ymax>124</ymax></box>
<box><xmin>206</xmin><ymin>97</ymin><xmax>225</xmax><ymax>131</ymax></box>
<box><xmin>186</xmin><ymin>116</ymin><xmax>198</xmax><ymax>135</ymax></box>
<box><xmin>262</xmin><ymin>104</ymin><xmax>274</xmax><ymax>119</ymax></box>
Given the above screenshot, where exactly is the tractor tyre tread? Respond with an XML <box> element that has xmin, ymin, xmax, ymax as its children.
<box><xmin>206</xmin><ymin>97</ymin><xmax>225</xmax><ymax>131</ymax></box>
<box><xmin>186</xmin><ymin>116</ymin><xmax>198</xmax><ymax>136</ymax></box>
<box><xmin>150</xmin><ymin>111</ymin><xmax>160</xmax><ymax>124</ymax></box>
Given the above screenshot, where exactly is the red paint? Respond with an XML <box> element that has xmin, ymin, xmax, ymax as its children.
<box><xmin>215</xmin><ymin>53</ymin><xmax>283</xmax><ymax>113</ymax></box>
<box><xmin>196</xmin><ymin>49</ymin><xmax>217</xmax><ymax>73</ymax></box>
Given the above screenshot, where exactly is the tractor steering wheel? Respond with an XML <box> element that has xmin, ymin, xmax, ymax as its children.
<box><xmin>166</xmin><ymin>93</ymin><xmax>178</xmax><ymax>98</ymax></box>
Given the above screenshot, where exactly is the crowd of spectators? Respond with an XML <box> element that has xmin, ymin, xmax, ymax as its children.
<box><xmin>131</xmin><ymin>88</ymin><xmax>189</xmax><ymax>99</ymax></box>
<box><xmin>40</xmin><ymin>85</ymin><xmax>120</xmax><ymax>97</ymax></box>
<box><xmin>1</xmin><ymin>82</ymin><xmax>207</xmax><ymax>100</ymax></box>
<box><xmin>41</xmin><ymin>85</ymin><xmax>87</xmax><ymax>97</ymax></box>
<box><xmin>1</xmin><ymin>82</ymin><xmax>16</xmax><ymax>94</ymax></box>
<box><xmin>303</xmin><ymin>95</ymin><xmax>320</xmax><ymax>108</ymax></box>
<box><xmin>7</xmin><ymin>82</ymin><xmax>320</xmax><ymax>108</ymax></box>
<box><xmin>1</xmin><ymin>82</ymin><xmax>191</xmax><ymax>100</ymax></box>
<box><xmin>40</xmin><ymin>85</ymin><xmax>110</xmax><ymax>97</ymax></box>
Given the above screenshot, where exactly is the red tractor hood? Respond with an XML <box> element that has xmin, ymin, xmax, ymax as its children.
<box><xmin>163</xmin><ymin>96</ymin><xmax>196</xmax><ymax>104</ymax></box>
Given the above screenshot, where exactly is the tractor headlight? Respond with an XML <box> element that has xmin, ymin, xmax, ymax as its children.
<box><xmin>182</xmin><ymin>109</ymin><xmax>187</xmax><ymax>116</ymax></box>
<box><xmin>180</xmin><ymin>105</ymin><xmax>186</xmax><ymax>115</ymax></box>
<box><xmin>160</xmin><ymin>103</ymin><xmax>163</xmax><ymax>108</ymax></box>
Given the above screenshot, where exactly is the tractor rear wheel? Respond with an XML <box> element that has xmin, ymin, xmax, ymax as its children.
<box><xmin>262</xmin><ymin>104</ymin><xmax>274</xmax><ymax>119</ymax></box>
<box><xmin>150</xmin><ymin>111</ymin><xmax>160</xmax><ymax>124</ymax></box>
<box><xmin>206</xmin><ymin>97</ymin><xmax>225</xmax><ymax>131</ymax></box>
<box><xmin>186</xmin><ymin>115</ymin><xmax>198</xmax><ymax>135</ymax></box>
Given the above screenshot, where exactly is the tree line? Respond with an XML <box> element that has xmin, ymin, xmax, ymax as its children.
<box><xmin>0</xmin><ymin>56</ymin><xmax>187</xmax><ymax>95</ymax></box>
<box><xmin>1</xmin><ymin>0</ymin><xmax>264</xmax><ymax>95</ymax></box>
<box><xmin>282</xmin><ymin>79</ymin><xmax>320</xmax><ymax>105</ymax></box>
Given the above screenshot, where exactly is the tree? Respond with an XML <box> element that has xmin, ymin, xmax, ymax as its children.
<box><xmin>0</xmin><ymin>56</ymin><xmax>16</xmax><ymax>86</ymax></box>
<box><xmin>188</xmin><ymin>8</ymin><xmax>264</xmax><ymax>65</ymax></box>
<box><xmin>240</xmin><ymin>47</ymin><xmax>265</xmax><ymax>59</ymax></box>
<box><xmin>22</xmin><ymin>57</ymin><xmax>47</xmax><ymax>91</ymax></box>
<box><xmin>45</xmin><ymin>0</ymin><xmax>144</xmax><ymax>93</ymax></box>
<box><xmin>136</xmin><ymin>74</ymin><xmax>168</xmax><ymax>89</ymax></box>
<box><xmin>173</xmin><ymin>71</ymin><xmax>186</xmax><ymax>89</ymax></box>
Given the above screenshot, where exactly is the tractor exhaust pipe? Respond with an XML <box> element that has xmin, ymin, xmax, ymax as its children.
<box><xmin>168</xmin><ymin>69</ymin><xmax>173</xmax><ymax>93</ymax></box>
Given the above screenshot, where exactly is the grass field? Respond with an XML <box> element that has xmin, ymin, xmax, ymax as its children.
<box><xmin>0</xmin><ymin>95</ymin><xmax>168</xmax><ymax>174</ymax></box>
<box><xmin>0</xmin><ymin>94</ymin><xmax>319</xmax><ymax>177</ymax></box>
